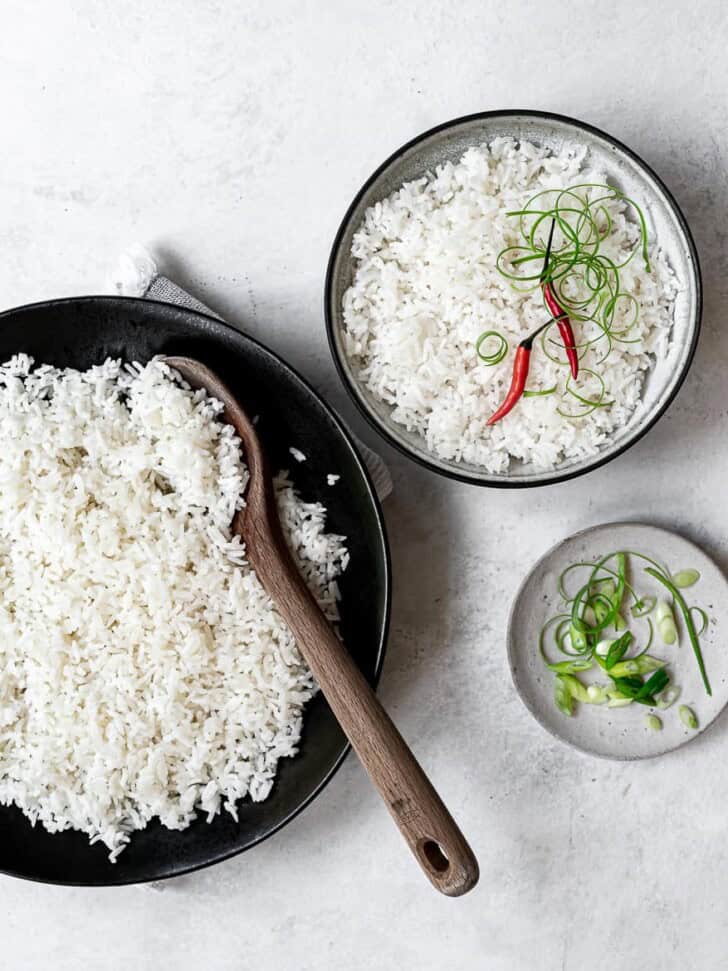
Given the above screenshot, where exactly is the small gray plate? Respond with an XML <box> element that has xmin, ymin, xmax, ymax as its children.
<box><xmin>508</xmin><ymin>522</ymin><xmax>728</xmax><ymax>759</ymax></box>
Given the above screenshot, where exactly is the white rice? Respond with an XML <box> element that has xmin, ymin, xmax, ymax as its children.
<box><xmin>342</xmin><ymin>138</ymin><xmax>679</xmax><ymax>472</ymax></box>
<box><xmin>0</xmin><ymin>356</ymin><xmax>348</xmax><ymax>860</ymax></box>
<box><xmin>289</xmin><ymin>447</ymin><xmax>306</xmax><ymax>463</ymax></box>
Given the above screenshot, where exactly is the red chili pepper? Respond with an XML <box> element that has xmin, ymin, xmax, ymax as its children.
<box><xmin>543</xmin><ymin>282</ymin><xmax>579</xmax><ymax>380</ymax></box>
<box><xmin>487</xmin><ymin>221</ymin><xmax>580</xmax><ymax>426</ymax></box>
<box><xmin>487</xmin><ymin>319</ymin><xmax>553</xmax><ymax>426</ymax></box>
<box><xmin>539</xmin><ymin>218</ymin><xmax>579</xmax><ymax>379</ymax></box>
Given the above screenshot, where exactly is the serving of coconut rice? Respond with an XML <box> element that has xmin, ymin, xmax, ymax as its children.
<box><xmin>341</xmin><ymin>138</ymin><xmax>679</xmax><ymax>473</ymax></box>
<box><xmin>0</xmin><ymin>356</ymin><xmax>348</xmax><ymax>860</ymax></box>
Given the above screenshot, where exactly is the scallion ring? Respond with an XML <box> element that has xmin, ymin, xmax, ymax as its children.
<box><xmin>475</xmin><ymin>331</ymin><xmax>508</xmax><ymax>366</ymax></box>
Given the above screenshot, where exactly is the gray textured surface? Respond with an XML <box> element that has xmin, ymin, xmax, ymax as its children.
<box><xmin>1</xmin><ymin>1</ymin><xmax>727</xmax><ymax>968</ymax></box>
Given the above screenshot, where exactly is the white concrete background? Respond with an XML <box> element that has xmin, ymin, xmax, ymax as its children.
<box><xmin>1</xmin><ymin>1</ymin><xmax>726</xmax><ymax>968</ymax></box>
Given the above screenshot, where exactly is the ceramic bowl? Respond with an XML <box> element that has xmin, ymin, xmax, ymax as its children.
<box><xmin>325</xmin><ymin>110</ymin><xmax>701</xmax><ymax>487</ymax></box>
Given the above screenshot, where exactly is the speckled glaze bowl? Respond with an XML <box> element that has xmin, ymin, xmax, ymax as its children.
<box><xmin>325</xmin><ymin>110</ymin><xmax>702</xmax><ymax>488</ymax></box>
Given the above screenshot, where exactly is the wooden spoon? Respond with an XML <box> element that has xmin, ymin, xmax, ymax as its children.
<box><xmin>164</xmin><ymin>356</ymin><xmax>479</xmax><ymax>897</ymax></box>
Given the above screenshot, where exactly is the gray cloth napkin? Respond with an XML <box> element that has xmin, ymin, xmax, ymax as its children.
<box><xmin>109</xmin><ymin>245</ymin><xmax>392</xmax><ymax>501</ymax></box>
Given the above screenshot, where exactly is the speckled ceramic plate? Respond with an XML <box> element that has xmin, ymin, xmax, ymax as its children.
<box><xmin>508</xmin><ymin>522</ymin><xmax>728</xmax><ymax>759</ymax></box>
<box><xmin>325</xmin><ymin>110</ymin><xmax>702</xmax><ymax>488</ymax></box>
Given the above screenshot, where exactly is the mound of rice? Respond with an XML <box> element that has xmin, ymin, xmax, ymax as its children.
<box><xmin>0</xmin><ymin>356</ymin><xmax>348</xmax><ymax>860</ymax></box>
<box><xmin>342</xmin><ymin>138</ymin><xmax>679</xmax><ymax>472</ymax></box>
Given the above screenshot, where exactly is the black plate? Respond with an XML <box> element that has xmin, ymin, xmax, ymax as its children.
<box><xmin>0</xmin><ymin>296</ymin><xmax>390</xmax><ymax>886</ymax></box>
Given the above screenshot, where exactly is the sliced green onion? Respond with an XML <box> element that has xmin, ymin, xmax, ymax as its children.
<box><xmin>609</xmin><ymin>654</ymin><xmax>665</xmax><ymax>679</ymax></box>
<box><xmin>569</xmin><ymin>620</ymin><xmax>588</xmax><ymax>653</ymax></box>
<box><xmin>690</xmin><ymin>606</ymin><xmax>708</xmax><ymax>636</ymax></box>
<box><xmin>541</xmin><ymin>551</ymin><xmax>708</xmax><ymax>725</ymax></box>
<box><xmin>635</xmin><ymin>668</ymin><xmax>669</xmax><ymax>702</ymax></box>
<box><xmin>656</xmin><ymin>686</ymin><xmax>681</xmax><ymax>710</ymax></box>
<box><xmin>593</xmin><ymin>594</ymin><xmax>613</xmax><ymax>626</ymax></box>
<box><xmin>623</xmin><ymin>549</ymin><xmax>672</xmax><ymax>578</ymax></box>
<box><xmin>554</xmin><ymin>677</ymin><xmax>574</xmax><ymax>716</ymax></box>
<box><xmin>646</xmin><ymin>568</ymin><xmax>711</xmax><ymax>696</ymax></box>
<box><xmin>656</xmin><ymin>599</ymin><xmax>678</xmax><ymax>646</ymax></box>
<box><xmin>559</xmin><ymin>673</ymin><xmax>590</xmax><ymax>703</ymax></box>
<box><xmin>586</xmin><ymin>683</ymin><xmax>609</xmax><ymax>705</ymax></box>
<box><xmin>611</xmin><ymin>675</ymin><xmax>644</xmax><ymax>698</ymax></box>
<box><xmin>605</xmin><ymin>631</ymin><xmax>632</xmax><ymax>671</ymax></box>
<box><xmin>645</xmin><ymin>714</ymin><xmax>662</xmax><ymax>731</ymax></box>
<box><xmin>679</xmin><ymin>705</ymin><xmax>698</xmax><ymax>730</ymax></box>
<box><xmin>608</xmin><ymin>660</ymin><xmax>640</xmax><ymax>677</ymax></box>
<box><xmin>583</xmin><ymin>605</ymin><xmax>597</xmax><ymax>627</ymax></box>
<box><xmin>546</xmin><ymin>658</ymin><xmax>593</xmax><ymax>674</ymax></box>
<box><xmin>632</xmin><ymin>596</ymin><xmax>656</xmax><ymax>618</ymax></box>
<box><xmin>641</xmin><ymin>617</ymin><xmax>655</xmax><ymax>655</ymax></box>
<box><xmin>673</xmin><ymin>569</ymin><xmax>700</xmax><ymax>589</ymax></box>
<box><xmin>610</xmin><ymin>553</ymin><xmax>626</xmax><ymax>613</ymax></box>
<box><xmin>475</xmin><ymin>331</ymin><xmax>508</xmax><ymax>365</ymax></box>
<box><xmin>594</xmin><ymin>638</ymin><xmax>614</xmax><ymax>658</ymax></box>
<box><xmin>557</xmin><ymin>369</ymin><xmax>613</xmax><ymax>419</ymax></box>
<box><xmin>593</xmin><ymin>578</ymin><xmax>616</xmax><ymax>598</ymax></box>
<box><xmin>606</xmin><ymin>692</ymin><xmax>633</xmax><ymax>708</ymax></box>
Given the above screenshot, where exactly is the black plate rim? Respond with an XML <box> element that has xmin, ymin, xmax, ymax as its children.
<box><xmin>324</xmin><ymin>107</ymin><xmax>703</xmax><ymax>489</ymax></box>
<box><xmin>0</xmin><ymin>294</ymin><xmax>392</xmax><ymax>887</ymax></box>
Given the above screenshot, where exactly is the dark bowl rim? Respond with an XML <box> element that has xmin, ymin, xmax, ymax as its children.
<box><xmin>0</xmin><ymin>294</ymin><xmax>392</xmax><ymax>887</ymax></box>
<box><xmin>324</xmin><ymin>108</ymin><xmax>703</xmax><ymax>489</ymax></box>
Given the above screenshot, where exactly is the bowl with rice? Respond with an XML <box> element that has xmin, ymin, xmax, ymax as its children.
<box><xmin>325</xmin><ymin>110</ymin><xmax>701</xmax><ymax>487</ymax></box>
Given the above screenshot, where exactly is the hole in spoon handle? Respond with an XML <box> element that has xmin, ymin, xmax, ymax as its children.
<box><xmin>412</xmin><ymin>831</ymin><xmax>479</xmax><ymax>896</ymax></box>
<box><xmin>419</xmin><ymin>838</ymin><xmax>450</xmax><ymax>874</ymax></box>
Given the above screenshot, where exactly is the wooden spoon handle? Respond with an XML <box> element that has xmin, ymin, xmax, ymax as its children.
<box><xmin>162</xmin><ymin>357</ymin><xmax>477</xmax><ymax>894</ymax></box>
<box><xmin>265</xmin><ymin>559</ymin><xmax>479</xmax><ymax>896</ymax></box>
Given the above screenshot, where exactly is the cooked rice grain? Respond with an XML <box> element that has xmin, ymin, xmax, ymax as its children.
<box><xmin>342</xmin><ymin>139</ymin><xmax>678</xmax><ymax>472</ymax></box>
<box><xmin>0</xmin><ymin>357</ymin><xmax>347</xmax><ymax>859</ymax></box>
